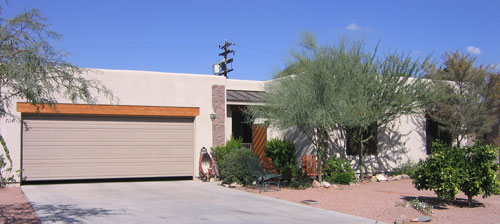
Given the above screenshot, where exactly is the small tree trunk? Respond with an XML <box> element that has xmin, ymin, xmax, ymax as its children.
<box><xmin>316</xmin><ymin>129</ymin><xmax>323</xmax><ymax>183</ymax></box>
<box><xmin>468</xmin><ymin>195</ymin><xmax>473</xmax><ymax>207</ymax></box>
<box><xmin>359</xmin><ymin>141</ymin><xmax>364</xmax><ymax>181</ymax></box>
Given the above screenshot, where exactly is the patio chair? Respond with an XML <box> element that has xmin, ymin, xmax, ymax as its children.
<box><xmin>301</xmin><ymin>154</ymin><xmax>318</xmax><ymax>177</ymax></box>
<box><xmin>301</xmin><ymin>154</ymin><xmax>325</xmax><ymax>179</ymax></box>
<box><xmin>260</xmin><ymin>156</ymin><xmax>279</xmax><ymax>174</ymax></box>
<box><xmin>244</xmin><ymin>158</ymin><xmax>281</xmax><ymax>192</ymax></box>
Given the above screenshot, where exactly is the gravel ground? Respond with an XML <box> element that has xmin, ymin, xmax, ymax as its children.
<box><xmin>239</xmin><ymin>179</ymin><xmax>500</xmax><ymax>224</ymax></box>
<box><xmin>0</xmin><ymin>186</ymin><xmax>40</xmax><ymax>224</ymax></box>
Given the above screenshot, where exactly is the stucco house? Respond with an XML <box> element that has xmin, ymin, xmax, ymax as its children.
<box><xmin>1</xmin><ymin>69</ymin><xmax>442</xmax><ymax>183</ymax></box>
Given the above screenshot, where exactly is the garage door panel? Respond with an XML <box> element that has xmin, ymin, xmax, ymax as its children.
<box><xmin>22</xmin><ymin>115</ymin><xmax>194</xmax><ymax>181</ymax></box>
<box><xmin>26</xmin><ymin>130</ymin><xmax>190</xmax><ymax>143</ymax></box>
<box><xmin>24</xmin><ymin>145</ymin><xmax>194</xmax><ymax>160</ymax></box>
<box><xmin>23</xmin><ymin>161</ymin><xmax>193</xmax><ymax>179</ymax></box>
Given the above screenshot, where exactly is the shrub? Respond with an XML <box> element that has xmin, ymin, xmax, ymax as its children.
<box><xmin>396</xmin><ymin>199</ymin><xmax>433</xmax><ymax>215</ymax></box>
<box><xmin>393</xmin><ymin>160</ymin><xmax>418</xmax><ymax>178</ymax></box>
<box><xmin>324</xmin><ymin>157</ymin><xmax>356</xmax><ymax>184</ymax></box>
<box><xmin>218</xmin><ymin>147</ymin><xmax>260</xmax><ymax>185</ymax></box>
<box><xmin>412</xmin><ymin>141</ymin><xmax>500</xmax><ymax>207</ymax></box>
<box><xmin>265</xmin><ymin>138</ymin><xmax>297</xmax><ymax>175</ymax></box>
<box><xmin>1</xmin><ymin>136</ymin><xmax>15</xmax><ymax>187</ymax></box>
<box><xmin>211</xmin><ymin>137</ymin><xmax>242</xmax><ymax>164</ymax></box>
<box><xmin>289</xmin><ymin>176</ymin><xmax>313</xmax><ymax>189</ymax></box>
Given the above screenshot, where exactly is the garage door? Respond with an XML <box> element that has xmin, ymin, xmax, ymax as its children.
<box><xmin>22</xmin><ymin>115</ymin><xmax>194</xmax><ymax>181</ymax></box>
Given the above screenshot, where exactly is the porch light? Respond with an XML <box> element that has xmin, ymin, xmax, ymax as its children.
<box><xmin>210</xmin><ymin>109</ymin><xmax>216</xmax><ymax>120</ymax></box>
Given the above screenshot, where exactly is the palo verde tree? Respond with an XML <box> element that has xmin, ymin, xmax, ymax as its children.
<box><xmin>247</xmin><ymin>33</ymin><xmax>345</xmax><ymax>182</ymax></box>
<box><xmin>336</xmin><ymin>52</ymin><xmax>429</xmax><ymax>179</ymax></box>
<box><xmin>0</xmin><ymin>8</ymin><xmax>115</xmax><ymax>185</ymax></box>
<box><xmin>425</xmin><ymin>51</ymin><xmax>500</xmax><ymax>146</ymax></box>
<box><xmin>247</xmin><ymin>32</ymin><xmax>430</xmax><ymax>181</ymax></box>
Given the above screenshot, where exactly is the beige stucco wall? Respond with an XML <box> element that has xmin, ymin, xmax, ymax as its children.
<box><xmin>0</xmin><ymin>69</ymin><xmax>434</xmax><ymax>182</ymax></box>
<box><xmin>268</xmin><ymin>113</ymin><xmax>428</xmax><ymax>174</ymax></box>
<box><xmin>1</xmin><ymin>69</ymin><xmax>226</xmax><ymax>181</ymax></box>
<box><xmin>226</xmin><ymin>79</ymin><xmax>266</xmax><ymax>91</ymax></box>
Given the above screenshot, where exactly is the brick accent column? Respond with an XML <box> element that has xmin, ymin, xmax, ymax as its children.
<box><xmin>212</xmin><ymin>85</ymin><xmax>226</xmax><ymax>147</ymax></box>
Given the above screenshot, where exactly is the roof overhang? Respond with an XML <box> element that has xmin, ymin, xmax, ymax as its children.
<box><xmin>226</xmin><ymin>90</ymin><xmax>264</xmax><ymax>105</ymax></box>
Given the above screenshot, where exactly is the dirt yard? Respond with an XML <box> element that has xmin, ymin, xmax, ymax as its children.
<box><xmin>239</xmin><ymin>179</ymin><xmax>500</xmax><ymax>224</ymax></box>
<box><xmin>0</xmin><ymin>186</ymin><xmax>39</xmax><ymax>224</ymax></box>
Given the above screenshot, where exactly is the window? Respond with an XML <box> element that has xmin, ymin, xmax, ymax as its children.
<box><xmin>425</xmin><ymin>118</ymin><xmax>452</xmax><ymax>154</ymax></box>
<box><xmin>346</xmin><ymin>123</ymin><xmax>377</xmax><ymax>156</ymax></box>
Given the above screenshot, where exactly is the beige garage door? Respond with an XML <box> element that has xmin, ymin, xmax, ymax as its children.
<box><xmin>22</xmin><ymin>115</ymin><xmax>194</xmax><ymax>181</ymax></box>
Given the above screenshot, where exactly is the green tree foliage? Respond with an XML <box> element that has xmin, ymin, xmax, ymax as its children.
<box><xmin>248</xmin><ymin>32</ymin><xmax>429</xmax><ymax>180</ymax></box>
<box><xmin>265</xmin><ymin>138</ymin><xmax>297</xmax><ymax>175</ymax></box>
<box><xmin>413</xmin><ymin>141</ymin><xmax>500</xmax><ymax>207</ymax></box>
<box><xmin>425</xmin><ymin>51</ymin><xmax>500</xmax><ymax>145</ymax></box>
<box><xmin>324</xmin><ymin>157</ymin><xmax>356</xmax><ymax>184</ymax></box>
<box><xmin>211</xmin><ymin>137</ymin><xmax>242</xmax><ymax>164</ymax></box>
<box><xmin>218</xmin><ymin>147</ymin><xmax>260</xmax><ymax>185</ymax></box>
<box><xmin>335</xmin><ymin>45</ymin><xmax>429</xmax><ymax>179</ymax></box>
<box><xmin>0</xmin><ymin>8</ymin><xmax>115</xmax><ymax>185</ymax></box>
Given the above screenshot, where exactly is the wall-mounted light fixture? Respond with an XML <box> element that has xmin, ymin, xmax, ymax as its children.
<box><xmin>210</xmin><ymin>109</ymin><xmax>216</xmax><ymax>120</ymax></box>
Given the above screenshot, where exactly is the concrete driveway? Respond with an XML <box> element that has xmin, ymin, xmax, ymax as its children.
<box><xmin>22</xmin><ymin>181</ymin><xmax>381</xmax><ymax>224</ymax></box>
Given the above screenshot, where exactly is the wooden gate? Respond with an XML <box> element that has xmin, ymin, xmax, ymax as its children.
<box><xmin>252</xmin><ymin>124</ymin><xmax>267</xmax><ymax>159</ymax></box>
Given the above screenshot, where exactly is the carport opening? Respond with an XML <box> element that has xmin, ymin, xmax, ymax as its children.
<box><xmin>21</xmin><ymin>176</ymin><xmax>193</xmax><ymax>185</ymax></box>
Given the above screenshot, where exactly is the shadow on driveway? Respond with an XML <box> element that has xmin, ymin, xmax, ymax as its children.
<box><xmin>32</xmin><ymin>204</ymin><xmax>125</xmax><ymax>223</ymax></box>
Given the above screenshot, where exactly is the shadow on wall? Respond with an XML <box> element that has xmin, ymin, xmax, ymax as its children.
<box><xmin>282</xmin><ymin>128</ymin><xmax>314</xmax><ymax>165</ymax></box>
<box><xmin>32</xmin><ymin>204</ymin><xmax>125</xmax><ymax>223</ymax></box>
<box><xmin>279</xmin><ymin>115</ymin><xmax>427</xmax><ymax>174</ymax></box>
<box><xmin>366</xmin><ymin>121</ymin><xmax>410</xmax><ymax>173</ymax></box>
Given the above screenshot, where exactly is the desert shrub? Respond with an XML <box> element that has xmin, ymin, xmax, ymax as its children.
<box><xmin>413</xmin><ymin>141</ymin><xmax>500</xmax><ymax>206</ymax></box>
<box><xmin>287</xmin><ymin>164</ymin><xmax>316</xmax><ymax>189</ymax></box>
<box><xmin>1</xmin><ymin>136</ymin><xmax>15</xmax><ymax>187</ymax></box>
<box><xmin>324</xmin><ymin>157</ymin><xmax>356</xmax><ymax>184</ymax></box>
<box><xmin>218</xmin><ymin>147</ymin><xmax>260</xmax><ymax>185</ymax></box>
<box><xmin>395</xmin><ymin>199</ymin><xmax>433</xmax><ymax>215</ymax></box>
<box><xmin>393</xmin><ymin>160</ymin><xmax>418</xmax><ymax>178</ymax></box>
<box><xmin>289</xmin><ymin>176</ymin><xmax>313</xmax><ymax>189</ymax></box>
<box><xmin>0</xmin><ymin>154</ymin><xmax>14</xmax><ymax>187</ymax></box>
<box><xmin>211</xmin><ymin>137</ymin><xmax>242</xmax><ymax>164</ymax></box>
<box><xmin>265</xmin><ymin>138</ymin><xmax>297</xmax><ymax>175</ymax></box>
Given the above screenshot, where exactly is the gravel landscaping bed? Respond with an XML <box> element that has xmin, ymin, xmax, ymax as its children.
<box><xmin>0</xmin><ymin>186</ymin><xmax>40</xmax><ymax>224</ymax></box>
<box><xmin>239</xmin><ymin>179</ymin><xmax>500</xmax><ymax>224</ymax></box>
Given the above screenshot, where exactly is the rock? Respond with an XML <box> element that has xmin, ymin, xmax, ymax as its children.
<box><xmin>376</xmin><ymin>174</ymin><xmax>388</xmax><ymax>182</ymax></box>
<box><xmin>229</xmin><ymin>182</ymin><xmax>242</xmax><ymax>188</ymax></box>
<box><xmin>298</xmin><ymin>185</ymin><xmax>304</xmax><ymax>189</ymax></box>
<box><xmin>332</xmin><ymin>184</ymin><xmax>340</xmax><ymax>189</ymax></box>
<box><xmin>394</xmin><ymin>214</ymin><xmax>407</xmax><ymax>224</ymax></box>
<box><xmin>312</xmin><ymin>179</ymin><xmax>321</xmax><ymax>188</ymax></box>
<box><xmin>322</xmin><ymin>182</ymin><xmax>331</xmax><ymax>188</ymax></box>
<box><xmin>388</xmin><ymin>176</ymin><xmax>393</xmax><ymax>181</ymax></box>
<box><xmin>401</xmin><ymin>174</ymin><xmax>410</xmax><ymax>179</ymax></box>
<box><xmin>393</xmin><ymin>175</ymin><xmax>402</xmax><ymax>181</ymax></box>
<box><xmin>371</xmin><ymin>176</ymin><xmax>378</xmax><ymax>182</ymax></box>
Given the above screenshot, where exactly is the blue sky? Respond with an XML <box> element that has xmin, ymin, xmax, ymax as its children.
<box><xmin>3</xmin><ymin>1</ymin><xmax>499</xmax><ymax>81</ymax></box>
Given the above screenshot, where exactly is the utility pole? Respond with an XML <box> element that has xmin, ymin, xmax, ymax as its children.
<box><xmin>216</xmin><ymin>40</ymin><xmax>234</xmax><ymax>78</ymax></box>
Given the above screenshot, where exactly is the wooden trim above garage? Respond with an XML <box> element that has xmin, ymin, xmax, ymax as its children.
<box><xmin>17</xmin><ymin>102</ymin><xmax>200</xmax><ymax>117</ymax></box>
